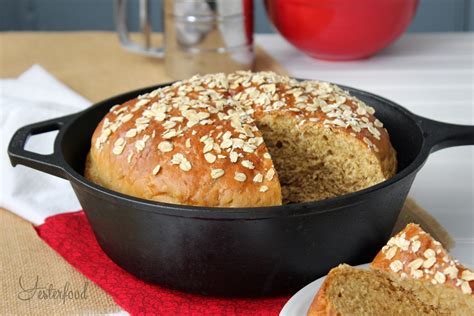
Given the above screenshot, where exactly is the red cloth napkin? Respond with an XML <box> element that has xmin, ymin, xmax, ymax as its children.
<box><xmin>36</xmin><ymin>211</ymin><xmax>289</xmax><ymax>315</ymax></box>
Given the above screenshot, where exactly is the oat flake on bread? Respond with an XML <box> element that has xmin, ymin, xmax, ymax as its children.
<box><xmin>85</xmin><ymin>71</ymin><xmax>397</xmax><ymax>207</ymax></box>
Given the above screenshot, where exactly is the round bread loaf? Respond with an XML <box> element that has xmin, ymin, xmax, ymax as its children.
<box><xmin>85</xmin><ymin>71</ymin><xmax>397</xmax><ymax>207</ymax></box>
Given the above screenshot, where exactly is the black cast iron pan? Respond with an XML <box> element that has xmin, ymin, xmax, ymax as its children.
<box><xmin>8</xmin><ymin>82</ymin><xmax>474</xmax><ymax>297</ymax></box>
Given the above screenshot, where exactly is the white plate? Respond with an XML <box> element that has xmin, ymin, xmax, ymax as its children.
<box><xmin>280</xmin><ymin>264</ymin><xmax>370</xmax><ymax>316</ymax></box>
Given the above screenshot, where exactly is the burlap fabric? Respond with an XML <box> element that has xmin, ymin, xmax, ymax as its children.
<box><xmin>0</xmin><ymin>209</ymin><xmax>121</xmax><ymax>315</ymax></box>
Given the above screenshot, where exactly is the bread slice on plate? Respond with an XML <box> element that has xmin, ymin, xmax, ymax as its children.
<box><xmin>307</xmin><ymin>224</ymin><xmax>474</xmax><ymax>315</ymax></box>
<box><xmin>371</xmin><ymin>223</ymin><xmax>474</xmax><ymax>314</ymax></box>
<box><xmin>307</xmin><ymin>264</ymin><xmax>438</xmax><ymax>315</ymax></box>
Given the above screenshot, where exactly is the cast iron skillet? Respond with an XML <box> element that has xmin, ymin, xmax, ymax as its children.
<box><xmin>8</xmin><ymin>82</ymin><xmax>474</xmax><ymax>297</ymax></box>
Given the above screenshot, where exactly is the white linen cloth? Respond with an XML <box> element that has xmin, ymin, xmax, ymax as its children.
<box><xmin>0</xmin><ymin>65</ymin><xmax>90</xmax><ymax>225</ymax></box>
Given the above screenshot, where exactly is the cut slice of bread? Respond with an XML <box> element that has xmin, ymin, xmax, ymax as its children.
<box><xmin>371</xmin><ymin>223</ymin><xmax>474</xmax><ymax>314</ymax></box>
<box><xmin>308</xmin><ymin>224</ymin><xmax>474</xmax><ymax>315</ymax></box>
<box><xmin>307</xmin><ymin>264</ymin><xmax>437</xmax><ymax>316</ymax></box>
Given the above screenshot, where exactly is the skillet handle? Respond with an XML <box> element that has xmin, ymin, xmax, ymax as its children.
<box><xmin>8</xmin><ymin>114</ymin><xmax>75</xmax><ymax>180</ymax></box>
<box><xmin>417</xmin><ymin>115</ymin><xmax>474</xmax><ymax>153</ymax></box>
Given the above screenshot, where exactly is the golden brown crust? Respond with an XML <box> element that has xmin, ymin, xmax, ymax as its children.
<box><xmin>86</xmin><ymin>73</ymin><xmax>281</xmax><ymax>207</ymax></box>
<box><xmin>371</xmin><ymin>223</ymin><xmax>474</xmax><ymax>296</ymax></box>
<box><xmin>307</xmin><ymin>269</ymin><xmax>340</xmax><ymax>316</ymax></box>
<box><xmin>86</xmin><ymin>71</ymin><xmax>397</xmax><ymax>207</ymax></box>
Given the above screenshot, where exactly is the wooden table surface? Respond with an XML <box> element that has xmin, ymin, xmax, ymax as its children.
<box><xmin>0</xmin><ymin>32</ymin><xmax>286</xmax><ymax>102</ymax></box>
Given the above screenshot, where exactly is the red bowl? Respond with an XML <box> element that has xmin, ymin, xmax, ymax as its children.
<box><xmin>264</xmin><ymin>0</ymin><xmax>419</xmax><ymax>60</ymax></box>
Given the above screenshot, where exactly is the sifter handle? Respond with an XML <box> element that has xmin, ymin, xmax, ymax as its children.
<box><xmin>114</xmin><ymin>0</ymin><xmax>165</xmax><ymax>58</ymax></box>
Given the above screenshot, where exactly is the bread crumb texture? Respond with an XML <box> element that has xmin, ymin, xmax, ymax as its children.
<box><xmin>308</xmin><ymin>264</ymin><xmax>440</xmax><ymax>316</ymax></box>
